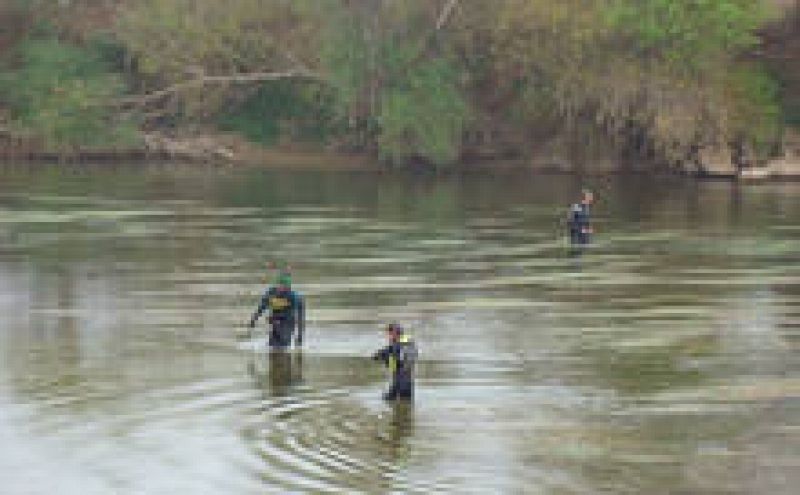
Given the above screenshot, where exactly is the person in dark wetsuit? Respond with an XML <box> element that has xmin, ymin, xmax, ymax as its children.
<box><xmin>248</xmin><ymin>271</ymin><xmax>305</xmax><ymax>349</ymax></box>
<box><xmin>373</xmin><ymin>323</ymin><xmax>418</xmax><ymax>401</ymax></box>
<box><xmin>567</xmin><ymin>189</ymin><xmax>594</xmax><ymax>246</ymax></box>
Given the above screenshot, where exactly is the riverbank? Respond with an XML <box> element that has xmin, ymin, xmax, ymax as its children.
<box><xmin>0</xmin><ymin>132</ymin><xmax>373</xmax><ymax>170</ymax></box>
<box><xmin>700</xmin><ymin>128</ymin><xmax>800</xmax><ymax>180</ymax></box>
<box><xmin>2</xmin><ymin>130</ymin><xmax>800</xmax><ymax>179</ymax></box>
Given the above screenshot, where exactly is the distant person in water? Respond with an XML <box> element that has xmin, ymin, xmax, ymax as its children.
<box><xmin>373</xmin><ymin>323</ymin><xmax>418</xmax><ymax>401</ymax></box>
<box><xmin>248</xmin><ymin>269</ymin><xmax>305</xmax><ymax>349</ymax></box>
<box><xmin>567</xmin><ymin>189</ymin><xmax>594</xmax><ymax>246</ymax></box>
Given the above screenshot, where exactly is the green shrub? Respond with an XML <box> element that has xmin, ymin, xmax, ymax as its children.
<box><xmin>378</xmin><ymin>58</ymin><xmax>471</xmax><ymax>166</ymax></box>
<box><xmin>217</xmin><ymin>80</ymin><xmax>339</xmax><ymax>146</ymax></box>
<box><xmin>0</xmin><ymin>36</ymin><xmax>137</xmax><ymax>149</ymax></box>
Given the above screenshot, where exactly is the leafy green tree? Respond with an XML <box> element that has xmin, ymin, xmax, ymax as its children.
<box><xmin>607</xmin><ymin>0</ymin><xmax>764</xmax><ymax>66</ymax></box>
<box><xmin>217</xmin><ymin>80</ymin><xmax>339</xmax><ymax>145</ymax></box>
<box><xmin>464</xmin><ymin>0</ymin><xmax>781</xmax><ymax>162</ymax></box>
<box><xmin>378</xmin><ymin>57</ymin><xmax>470</xmax><ymax>165</ymax></box>
<box><xmin>1</xmin><ymin>0</ymin><xmax>792</xmax><ymax>166</ymax></box>
<box><xmin>0</xmin><ymin>37</ymin><xmax>137</xmax><ymax>149</ymax></box>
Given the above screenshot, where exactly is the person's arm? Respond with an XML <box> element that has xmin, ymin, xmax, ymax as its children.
<box><xmin>294</xmin><ymin>292</ymin><xmax>305</xmax><ymax>347</ymax></box>
<box><xmin>249</xmin><ymin>289</ymin><xmax>271</xmax><ymax>327</ymax></box>
<box><xmin>406</xmin><ymin>342</ymin><xmax>419</xmax><ymax>366</ymax></box>
<box><xmin>372</xmin><ymin>345</ymin><xmax>392</xmax><ymax>365</ymax></box>
<box><xmin>397</xmin><ymin>342</ymin><xmax>419</xmax><ymax>372</ymax></box>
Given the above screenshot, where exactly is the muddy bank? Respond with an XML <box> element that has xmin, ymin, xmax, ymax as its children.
<box><xmin>2</xmin><ymin>130</ymin><xmax>799</xmax><ymax>179</ymax></box>
<box><xmin>0</xmin><ymin>132</ymin><xmax>373</xmax><ymax>170</ymax></box>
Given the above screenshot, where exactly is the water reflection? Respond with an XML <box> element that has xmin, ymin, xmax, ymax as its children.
<box><xmin>248</xmin><ymin>351</ymin><xmax>304</xmax><ymax>398</ymax></box>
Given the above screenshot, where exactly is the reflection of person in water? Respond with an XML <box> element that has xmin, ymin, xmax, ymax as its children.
<box><xmin>376</xmin><ymin>399</ymin><xmax>416</xmax><ymax>465</ymax></box>
<box><xmin>388</xmin><ymin>400</ymin><xmax>414</xmax><ymax>442</ymax></box>
<box><xmin>247</xmin><ymin>351</ymin><xmax>303</xmax><ymax>397</ymax></box>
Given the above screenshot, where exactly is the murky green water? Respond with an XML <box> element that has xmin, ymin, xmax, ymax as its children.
<box><xmin>0</xmin><ymin>165</ymin><xmax>798</xmax><ymax>494</ymax></box>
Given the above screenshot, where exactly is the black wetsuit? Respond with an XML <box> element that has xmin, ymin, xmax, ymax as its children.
<box><xmin>373</xmin><ymin>336</ymin><xmax>418</xmax><ymax>400</ymax></box>
<box><xmin>251</xmin><ymin>287</ymin><xmax>305</xmax><ymax>348</ymax></box>
<box><xmin>568</xmin><ymin>202</ymin><xmax>592</xmax><ymax>245</ymax></box>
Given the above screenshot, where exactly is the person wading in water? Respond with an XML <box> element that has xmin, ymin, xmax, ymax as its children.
<box><xmin>567</xmin><ymin>189</ymin><xmax>595</xmax><ymax>246</ymax></box>
<box><xmin>373</xmin><ymin>323</ymin><xmax>418</xmax><ymax>401</ymax></box>
<box><xmin>248</xmin><ymin>269</ymin><xmax>305</xmax><ymax>349</ymax></box>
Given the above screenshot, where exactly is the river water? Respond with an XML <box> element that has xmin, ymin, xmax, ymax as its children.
<box><xmin>0</xmin><ymin>165</ymin><xmax>797</xmax><ymax>494</ymax></box>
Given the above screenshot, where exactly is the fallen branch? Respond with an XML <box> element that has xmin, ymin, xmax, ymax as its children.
<box><xmin>436</xmin><ymin>0</ymin><xmax>461</xmax><ymax>30</ymax></box>
<box><xmin>142</xmin><ymin>132</ymin><xmax>236</xmax><ymax>162</ymax></box>
<box><xmin>118</xmin><ymin>69</ymin><xmax>319</xmax><ymax>106</ymax></box>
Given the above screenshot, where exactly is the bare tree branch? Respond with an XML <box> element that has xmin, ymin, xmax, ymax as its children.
<box><xmin>118</xmin><ymin>69</ymin><xmax>319</xmax><ymax>106</ymax></box>
<box><xmin>436</xmin><ymin>0</ymin><xmax>461</xmax><ymax>30</ymax></box>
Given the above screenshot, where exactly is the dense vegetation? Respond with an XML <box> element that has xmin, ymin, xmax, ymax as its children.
<box><xmin>1</xmin><ymin>0</ymin><xmax>797</xmax><ymax>168</ymax></box>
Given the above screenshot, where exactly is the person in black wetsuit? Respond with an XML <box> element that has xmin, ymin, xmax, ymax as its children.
<box><xmin>373</xmin><ymin>323</ymin><xmax>418</xmax><ymax>401</ymax></box>
<box><xmin>567</xmin><ymin>189</ymin><xmax>594</xmax><ymax>246</ymax></box>
<box><xmin>248</xmin><ymin>271</ymin><xmax>305</xmax><ymax>349</ymax></box>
